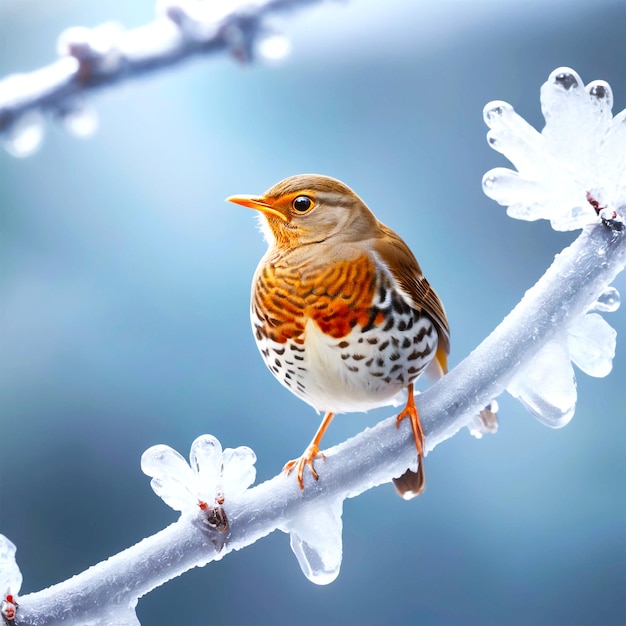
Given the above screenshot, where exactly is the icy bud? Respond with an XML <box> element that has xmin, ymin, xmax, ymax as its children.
<box><xmin>256</xmin><ymin>28</ymin><xmax>291</xmax><ymax>61</ymax></box>
<box><xmin>0</xmin><ymin>535</ymin><xmax>22</xmax><ymax>624</ymax></box>
<box><xmin>57</xmin><ymin>23</ymin><xmax>125</xmax><ymax>77</ymax></box>
<box><xmin>2</xmin><ymin>111</ymin><xmax>44</xmax><ymax>158</ymax></box>
<box><xmin>284</xmin><ymin>498</ymin><xmax>344</xmax><ymax>585</ymax></box>
<box><xmin>483</xmin><ymin>68</ymin><xmax>626</xmax><ymax>231</ymax></box>
<box><xmin>157</xmin><ymin>0</ymin><xmax>223</xmax><ymax>40</ymax></box>
<box><xmin>141</xmin><ymin>434</ymin><xmax>256</xmax><ymax>526</ymax></box>
<box><xmin>58</xmin><ymin>98</ymin><xmax>99</xmax><ymax>138</ymax></box>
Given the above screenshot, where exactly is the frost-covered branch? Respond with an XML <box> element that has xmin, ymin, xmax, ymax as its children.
<box><xmin>8</xmin><ymin>220</ymin><xmax>626</xmax><ymax>626</ymax></box>
<box><xmin>2</xmin><ymin>68</ymin><xmax>624</xmax><ymax>625</ymax></box>
<box><xmin>0</xmin><ymin>0</ymin><xmax>320</xmax><ymax>156</ymax></box>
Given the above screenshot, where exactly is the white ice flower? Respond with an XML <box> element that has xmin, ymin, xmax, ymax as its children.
<box><xmin>482</xmin><ymin>67</ymin><xmax>625</xmax><ymax>232</ymax></box>
<box><xmin>482</xmin><ymin>67</ymin><xmax>624</xmax><ymax>428</ymax></box>
<box><xmin>141</xmin><ymin>434</ymin><xmax>256</xmax><ymax>527</ymax></box>
<box><xmin>0</xmin><ymin>535</ymin><xmax>22</xmax><ymax>624</ymax></box>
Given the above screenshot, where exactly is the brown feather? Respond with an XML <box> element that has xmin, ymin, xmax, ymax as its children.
<box><xmin>264</xmin><ymin>174</ymin><xmax>360</xmax><ymax>201</ymax></box>
<box><xmin>373</xmin><ymin>223</ymin><xmax>450</xmax><ymax>361</ymax></box>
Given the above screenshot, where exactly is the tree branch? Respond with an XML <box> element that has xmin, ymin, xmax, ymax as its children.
<box><xmin>0</xmin><ymin>0</ymin><xmax>322</xmax><ymax>138</ymax></box>
<box><xmin>14</xmin><ymin>221</ymin><xmax>626</xmax><ymax>625</ymax></box>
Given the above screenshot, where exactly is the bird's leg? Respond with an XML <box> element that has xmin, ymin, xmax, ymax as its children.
<box><xmin>284</xmin><ymin>412</ymin><xmax>335</xmax><ymax>490</ymax></box>
<box><xmin>395</xmin><ymin>383</ymin><xmax>426</xmax><ymax>493</ymax></box>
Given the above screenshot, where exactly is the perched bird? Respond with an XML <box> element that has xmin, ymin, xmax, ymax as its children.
<box><xmin>227</xmin><ymin>174</ymin><xmax>449</xmax><ymax>499</ymax></box>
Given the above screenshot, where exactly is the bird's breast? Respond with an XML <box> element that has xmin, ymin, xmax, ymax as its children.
<box><xmin>251</xmin><ymin>252</ymin><xmax>438</xmax><ymax>412</ymax></box>
<box><xmin>251</xmin><ymin>253</ymin><xmax>381</xmax><ymax>343</ymax></box>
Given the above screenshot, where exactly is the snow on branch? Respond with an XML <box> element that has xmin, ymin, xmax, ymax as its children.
<box><xmin>0</xmin><ymin>0</ymin><xmax>320</xmax><ymax>157</ymax></box>
<box><xmin>2</xmin><ymin>68</ymin><xmax>625</xmax><ymax>626</ymax></box>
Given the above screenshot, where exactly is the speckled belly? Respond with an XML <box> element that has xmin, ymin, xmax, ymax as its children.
<box><xmin>251</xmin><ymin>253</ymin><xmax>438</xmax><ymax>413</ymax></box>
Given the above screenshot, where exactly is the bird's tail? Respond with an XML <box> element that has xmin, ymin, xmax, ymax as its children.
<box><xmin>392</xmin><ymin>462</ymin><xmax>425</xmax><ymax>500</ymax></box>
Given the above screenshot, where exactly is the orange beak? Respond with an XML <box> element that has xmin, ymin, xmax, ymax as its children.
<box><xmin>226</xmin><ymin>194</ymin><xmax>288</xmax><ymax>222</ymax></box>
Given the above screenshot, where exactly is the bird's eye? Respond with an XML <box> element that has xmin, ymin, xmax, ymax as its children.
<box><xmin>292</xmin><ymin>196</ymin><xmax>313</xmax><ymax>213</ymax></box>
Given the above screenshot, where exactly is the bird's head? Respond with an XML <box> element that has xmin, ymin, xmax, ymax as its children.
<box><xmin>227</xmin><ymin>174</ymin><xmax>379</xmax><ymax>248</ymax></box>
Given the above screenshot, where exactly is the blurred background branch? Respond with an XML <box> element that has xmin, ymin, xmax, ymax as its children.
<box><xmin>0</xmin><ymin>0</ymin><xmax>321</xmax><ymax>155</ymax></box>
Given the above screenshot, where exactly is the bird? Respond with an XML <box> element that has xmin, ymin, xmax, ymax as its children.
<box><xmin>227</xmin><ymin>174</ymin><xmax>450</xmax><ymax>499</ymax></box>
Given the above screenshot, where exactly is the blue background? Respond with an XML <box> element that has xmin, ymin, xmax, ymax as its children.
<box><xmin>1</xmin><ymin>1</ymin><xmax>625</xmax><ymax>624</ymax></box>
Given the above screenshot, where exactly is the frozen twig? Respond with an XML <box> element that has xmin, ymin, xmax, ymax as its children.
<box><xmin>0</xmin><ymin>0</ymin><xmax>321</xmax><ymax>155</ymax></box>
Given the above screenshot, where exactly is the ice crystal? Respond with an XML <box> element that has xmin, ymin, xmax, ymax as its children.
<box><xmin>483</xmin><ymin>67</ymin><xmax>625</xmax><ymax>232</ymax></box>
<box><xmin>2</xmin><ymin>111</ymin><xmax>44</xmax><ymax>158</ymax></box>
<box><xmin>284</xmin><ymin>498</ymin><xmax>344</xmax><ymax>585</ymax></box>
<box><xmin>508</xmin><ymin>336</ymin><xmax>577</xmax><ymax>428</ymax></box>
<box><xmin>567</xmin><ymin>312</ymin><xmax>617</xmax><ymax>378</ymax></box>
<box><xmin>256</xmin><ymin>29</ymin><xmax>291</xmax><ymax>61</ymax></box>
<box><xmin>141</xmin><ymin>434</ymin><xmax>256</xmax><ymax>518</ymax></box>
<box><xmin>483</xmin><ymin>67</ymin><xmax>624</xmax><ymax>427</ymax></box>
<box><xmin>58</xmin><ymin>98</ymin><xmax>99</xmax><ymax>138</ymax></box>
<box><xmin>506</xmin><ymin>285</ymin><xmax>619</xmax><ymax>428</ymax></box>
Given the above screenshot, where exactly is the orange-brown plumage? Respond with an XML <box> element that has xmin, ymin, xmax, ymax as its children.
<box><xmin>228</xmin><ymin>174</ymin><xmax>450</xmax><ymax>499</ymax></box>
<box><xmin>253</xmin><ymin>255</ymin><xmax>382</xmax><ymax>344</ymax></box>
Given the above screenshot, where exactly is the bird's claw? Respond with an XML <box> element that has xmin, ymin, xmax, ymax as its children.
<box><xmin>395</xmin><ymin>404</ymin><xmax>414</xmax><ymax>428</ymax></box>
<box><xmin>395</xmin><ymin>385</ymin><xmax>425</xmax><ymax>456</ymax></box>
<box><xmin>283</xmin><ymin>447</ymin><xmax>325</xmax><ymax>489</ymax></box>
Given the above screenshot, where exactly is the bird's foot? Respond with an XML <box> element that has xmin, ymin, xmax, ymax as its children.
<box><xmin>283</xmin><ymin>445</ymin><xmax>326</xmax><ymax>490</ymax></box>
<box><xmin>396</xmin><ymin>389</ymin><xmax>425</xmax><ymax>455</ymax></box>
<box><xmin>394</xmin><ymin>384</ymin><xmax>426</xmax><ymax>497</ymax></box>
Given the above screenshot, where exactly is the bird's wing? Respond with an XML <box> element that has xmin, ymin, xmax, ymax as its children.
<box><xmin>373</xmin><ymin>224</ymin><xmax>450</xmax><ymax>376</ymax></box>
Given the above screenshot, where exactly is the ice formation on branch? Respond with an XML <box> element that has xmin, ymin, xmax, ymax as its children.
<box><xmin>0</xmin><ymin>535</ymin><xmax>21</xmax><ymax>625</ymax></box>
<box><xmin>283</xmin><ymin>498</ymin><xmax>344</xmax><ymax>585</ymax></box>
<box><xmin>141</xmin><ymin>434</ymin><xmax>344</xmax><ymax>583</ymax></box>
<box><xmin>141</xmin><ymin>434</ymin><xmax>256</xmax><ymax>530</ymax></box>
<box><xmin>483</xmin><ymin>67</ymin><xmax>624</xmax><ymax>427</ymax></box>
<box><xmin>483</xmin><ymin>67</ymin><xmax>625</xmax><ymax>232</ymax></box>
